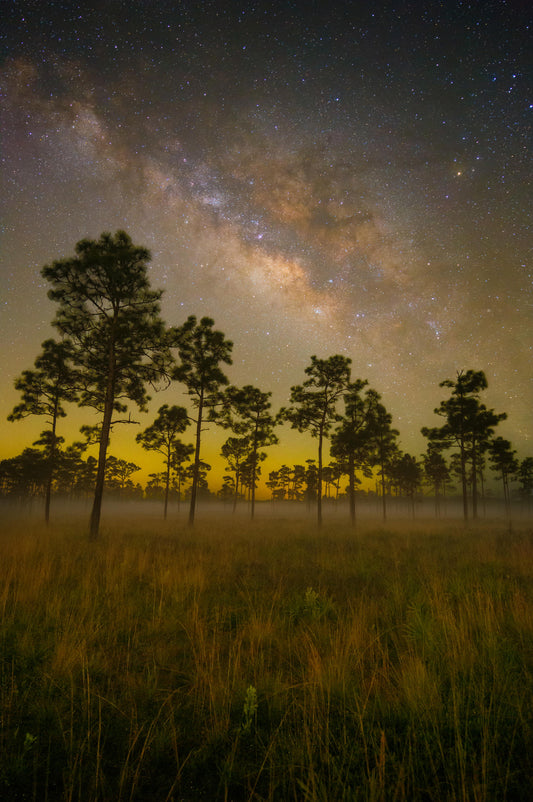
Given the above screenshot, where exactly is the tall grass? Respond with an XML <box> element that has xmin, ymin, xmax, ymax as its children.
<box><xmin>0</xmin><ymin>516</ymin><xmax>531</xmax><ymax>800</ymax></box>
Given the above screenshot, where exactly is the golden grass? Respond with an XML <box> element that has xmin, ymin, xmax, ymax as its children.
<box><xmin>0</xmin><ymin>515</ymin><xmax>531</xmax><ymax>800</ymax></box>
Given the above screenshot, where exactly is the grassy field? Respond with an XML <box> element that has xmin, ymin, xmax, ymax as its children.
<box><xmin>0</xmin><ymin>514</ymin><xmax>531</xmax><ymax>801</ymax></box>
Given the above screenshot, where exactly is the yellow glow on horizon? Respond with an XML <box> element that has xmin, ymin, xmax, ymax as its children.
<box><xmin>1</xmin><ymin>392</ymin><xmax>376</xmax><ymax>501</ymax></box>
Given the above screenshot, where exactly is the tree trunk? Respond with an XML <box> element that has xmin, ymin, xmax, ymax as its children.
<box><xmin>460</xmin><ymin>438</ymin><xmax>469</xmax><ymax>521</ymax></box>
<box><xmin>89</xmin><ymin>404</ymin><xmax>112</xmax><ymax>539</ymax></box>
<box><xmin>479</xmin><ymin>465</ymin><xmax>486</xmax><ymax>517</ymax></box>
<box><xmin>189</xmin><ymin>391</ymin><xmax>203</xmax><ymax>526</ymax></box>
<box><xmin>434</xmin><ymin>481</ymin><xmax>441</xmax><ymax>519</ymax></box>
<box><xmin>471</xmin><ymin>437</ymin><xmax>479</xmax><ymax>519</ymax></box>
<box><xmin>317</xmin><ymin>429</ymin><xmax>323</xmax><ymax>527</ymax></box>
<box><xmin>502</xmin><ymin>470</ymin><xmax>511</xmax><ymax>519</ymax></box>
<box><xmin>250</xmin><ymin>447</ymin><xmax>257</xmax><ymax>520</ymax></box>
<box><xmin>380</xmin><ymin>441</ymin><xmax>387</xmax><ymax>522</ymax></box>
<box><xmin>45</xmin><ymin>396</ymin><xmax>60</xmax><ymax>525</ymax></box>
<box><xmin>348</xmin><ymin>453</ymin><xmax>356</xmax><ymax>527</ymax></box>
<box><xmin>44</xmin><ymin>472</ymin><xmax>52</xmax><ymax>525</ymax></box>
<box><xmin>164</xmin><ymin>458</ymin><xmax>170</xmax><ymax>519</ymax></box>
<box><xmin>89</xmin><ymin>327</ymin><xmax>116</xmax><ymax>540</ymax></box>
<box><xmin>233</xmin><ymin>471</ymin><xmax>239</xmax><ymax>513</ymax></box>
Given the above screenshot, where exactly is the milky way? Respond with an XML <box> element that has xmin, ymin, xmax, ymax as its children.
<box><xmin>1</xmin><ymin>1</ymin><xmax>531</xmax><ymax>485</ymax></box>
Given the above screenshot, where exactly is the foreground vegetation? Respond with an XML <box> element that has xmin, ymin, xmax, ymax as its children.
<box><xmin>1</xmin><ymin>516</ymin><xmax>532</xmax><ymax>801</ymax></box>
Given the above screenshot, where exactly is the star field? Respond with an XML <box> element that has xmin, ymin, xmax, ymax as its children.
<box><xmin>1</xmin><ymin>1</ymin><xmax>531</xmax><ymax>486</ymax></box>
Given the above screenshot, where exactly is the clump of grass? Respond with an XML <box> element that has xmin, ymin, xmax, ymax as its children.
<box><xmin>0</xmin><ymin>517</ymin><xmax>531</xmax><ymax>800</ymax></box>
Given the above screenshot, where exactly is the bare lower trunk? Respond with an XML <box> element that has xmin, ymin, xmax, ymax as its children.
<box><xmin>164</xmin><ymin>460</ymin><xmax>170</xmax><ymax>519</ymax></box>
<box><xmin>44</xmin><ymin>471</ymin><xmax>52</xmax><ymax>525</ymax></box>
<box><xmin>90</xmin><ymin>333</ymin><xmax>116</xmax><ymax>540</ymax></box>
<box><xmin>188</xmin><ymin>393</ymin><xmax>203</xmax><ymax>526</ymax></box>
<box><xmin>434</xmin><ymin>482</ymin><xmax>441</xmax><ymax>519</ymax></box>
<box><xmin>45</xmin><ymin>398</ymin><xmax>60</xmax><ymax>525</ymax></box>
<box><xmin>232</xmin><ymin>472</ymin><xmax>239</xmax><ymax>513</ymax></box>
<box><xmin>472</xmin><ymin>440</ymin><xmax>478</xmax><ymax>519</ymax></box>
<box><xmin>90</xmin><ymin>415</ymin><xmax>111</xmax><ymax>539</ymax></box>
<box><xmin>460</xmin><ymin>442</ymin><xmax>469</xmax><ymax>521</ymax></box>
<box><xmin>348</xmin><ymin>454</ymin><xmax>356</xmax><ymax>527</ymax></box>
<box><xmin>317</xmin><ymin>431</ymin><xmax>323</xmax><ymax>527</ymax></box>
<box><xmin>250</xmin><ymin>447</ymin><xmax>257</xmax><ymax>520</ymax></box>
<box><xmin>381</xmin><ymin>465</ymin><xmax>387</xmax><ymax>522</ymax></box>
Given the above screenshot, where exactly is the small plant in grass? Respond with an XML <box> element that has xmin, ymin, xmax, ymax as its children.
<box><xmin>287</xmin><ymin>586</ymin><xmax>336</xmax><ymax>623</ymax></box>
<box><xmin>241</xmin><ymin>685</ymin><xmax>258</xmax><ymax>734</ymax></box>
<box><xmin>23</xmin><ymin>732</ymin><xmax>37</xmax><ymax>753</ymax></box>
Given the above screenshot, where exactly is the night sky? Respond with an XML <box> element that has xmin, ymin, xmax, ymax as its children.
<box><xmin>1</xmin><ymin>1</ymin><xmax>531</xmax><ymax>491</ymax></box>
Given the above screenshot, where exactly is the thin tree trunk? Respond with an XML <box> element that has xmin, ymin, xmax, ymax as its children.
<box><xmin>44</xmin><ymin>442</ymin><xmax>55</xmax><ymax>525</ymax></box>
<box><xmin>380</xmin><ymin>450</ymin><xmax>387</xmax><ymax>522</ymax></box>
<box><xmin>472</xmin><ymin>438</ymin><xmax>479</xmax><ymax>519</ymax></box>
<box><xmin>44</xmin><ymin>398</ymin><xmax>60</xmax><ymax>525</ymax></box>
<box><xmin>460</xmin><ymin>439</ymin><xmax>469</xmax><ymax>521</ymax></box>
<box><xmin>317</xmin><ymin>429</ymin><xmax>323</xmax><ymax>527</ymax></box>
<box><xmin>348</xmin><ymin>454</ymin><xmax>356</xmax><ymax>527</ymax></box>
<box><xmin>232</xmin><ymin>470</ymin><xmax>239</xmax><ymax>513</ymax></box>
<box><xmin>479</xmin><ymin>466</ymin><xmax>486</xmax><ymax>517</ymax></box>
<box><xmin>502</xmin><ymin>470</ymin><xmax>511</xmax><ymax>519</ymax></box>
<box><xmin>90</xmin><ymin>326</ymin><xmax>116</xmax><ymax>540</ymax></box>
<box><xmin>434</xmin><ymin>482</ymin><xmax>438</xmax><ymax>518</ymax></box>
<box><xmin>90</xmin><ymin>405</ymin><xmax>113</xmax><ymax>539</ymax></box>
<box><xmin>164</xmin><ymin>457</ymin><xmax>170</xmax><ymax>519</ymax></box>
<box><xmin>189</xmin><ymin>391</ymin><xmax>203</xmax><ymax>526</ymax></box>
<box><xmin>250</xmin><ymin>448</ymin><xmax>257</xmax><ymax>520</ymax></box>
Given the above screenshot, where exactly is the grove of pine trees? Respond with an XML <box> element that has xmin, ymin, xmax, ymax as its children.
<box><xmin>3</xmin><ymin>232</ymin><xmax>532</xmax><ymax>534</ymax></box>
